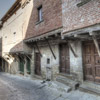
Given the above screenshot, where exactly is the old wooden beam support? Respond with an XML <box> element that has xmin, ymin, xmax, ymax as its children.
<box><xmin>45</xmin><ymin>38</ymin><xmax>56</xmax><ymax>60</ymax></box>
<box><xmin>25</xmin><ymin>54</ymin><xmax>32</xmax><ymax>62</ymax></box>
<box><xmin>35</xmin><ymin>41</ymin><xmax>42</xmax><ymax>57</ymax></box>
<box><xmin>77</xmin><ymin>0</ymin><xmax>91</xmax><ymax>7</ymax></box>
<box><xmin>74</xmin><ymin>34</ymin><xmax>89</xmax><ymax>38</ymax></box>
<box><xmin>68</xmin><ymin>42</ymin><xmax>78</xmax><ymax>58</ymax></box>
<box><xmin>90</xmin><ymin>32</ymin><xmax>100</xmax><ymax>57</ymax></box>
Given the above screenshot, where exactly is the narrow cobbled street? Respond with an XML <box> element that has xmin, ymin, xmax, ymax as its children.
<box><xmin>0</xmin><ymin>73</ymin><xmax>99</xmax><ymax>100</ymax></box>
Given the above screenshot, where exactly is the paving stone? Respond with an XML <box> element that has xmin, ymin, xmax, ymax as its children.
<box><xmin>0</xmin><ymin>73</ymin><xmax>100</xmax><ymax>100</ymax></box>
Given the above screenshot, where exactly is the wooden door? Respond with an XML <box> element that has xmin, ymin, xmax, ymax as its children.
<box><xmin>19</xmin><ymin>57</ymin><xmax>24</xmax><ymax>74</ymax></box>
<box><xmin>35</xmin><ymin>53</ymin><xmax>41</xmax><ymax>75</ymax></box>
<box><xmin>83</xmin><ymin>41</ymin><xmax>100</xmax><ymax>83</ymax></box>
<box><xmin>60</xmin><ymin>43</ymin><xmax>70</xmax><ymax>74</ymax></box>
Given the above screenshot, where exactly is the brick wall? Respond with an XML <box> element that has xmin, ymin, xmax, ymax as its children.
<box><xmin>62</xmin><ymin>0</ymin><xmax>100</xmax><ymax>33</ymax></box>
<box><xmin>25</xmin><ymin>0</ymin><xmax>62</xmax><ymax>39</ymax></box>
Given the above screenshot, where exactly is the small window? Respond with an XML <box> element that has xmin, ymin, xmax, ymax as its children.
<box><xmin>47</xmin><ymin>58</ymin><xmax>50</xmax><ymax>64</ymax></box>
<box><xmin>38</xmin><ymin>6</ymin><xmax>43</xmax><ymax>22</ymax></box>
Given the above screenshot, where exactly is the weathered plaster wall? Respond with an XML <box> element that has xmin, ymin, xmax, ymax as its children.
<box><xmin>0</xmin><ymin>0</ymin><xmax>33</xmax><ymax>74</ymax></box>
<box><xmin>40</xmin><ymin>45</ymin><xmax>59</xmax><ymax>80</ymax></box>
<box><xmin>2</xmin><ymin>8</ymin><xmax>23</xmax><ymax>53</ymax></box>
<box><xmin>69</xmin><ymin>41</ymin><xmax>83</xmax><ymax>81</ymax></box>
<box><xmin>31</xmin><ymin>44</ymin><xmax>59</xmax><ymax>80</ymax></box>
<box><xmin>1</xmin><ymin>0</ymin><xmax>33</xmax><ymax>54</ymax></box>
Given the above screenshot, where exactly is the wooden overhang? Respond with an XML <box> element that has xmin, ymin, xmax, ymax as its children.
<box><xmin>62</xmin><ymin>24</ymin><xmax>100</xmax><ymax>57</ymax></box>
<box><xmin>24</xmin><ymin>28</ymin><xmax>62</xmax><ymax>43</ymax></box>
<box><xmin>0</xmin><ymin>0</ymin><xmax>21</xmax><ymax>26</ymax></box>
<box><xmin>24</xmin><ymin>27</ymin><xmax>62</xmax><ymax>59</ymax></box>
<box><xmin>62</xmin><ymin>24</ymin><xmax>100</xmax><ymax>40</ymax></box>
<box><xmin>9</xmin><ymin>51</ymin><xmax>32</xmax><ymax>61</ymax></box>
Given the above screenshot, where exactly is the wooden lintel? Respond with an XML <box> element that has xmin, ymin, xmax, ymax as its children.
<box><xmin>89</xmin><ymin>31</ymin><xmax>99</xmax><ymax>36</ymax></box>
<box><xmin>68</xmin><ymin>42</ymin><xmax>78</xmax><ymax>58</ymax></box>
<box><xmin>92</xmin><ymin>35</ymin><xmax>100</xmax><ymax>57</ymax></box>
<box><xmin>45</xmin><ymin>38</ymin><xmax>56</xmax><ymax>60</ymax></box>
<box><xmin>35</xmin><ymin>42</ymin><xmax>42</xmax><ymax>57</ymax></box>
<box><xmin>25</xmin><ymin>54</ymin><xmax>32</xmax><ymax>62</ymax></box>
<box><xmin>74</xmin><ymin>34</ymin><xmax>89</xmax><ymax>38</ymax></box>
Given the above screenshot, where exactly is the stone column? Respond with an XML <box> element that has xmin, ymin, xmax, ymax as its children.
<box><xmin>31</xmin><ymin>48</ymin><xmax>35</xmax><ymax>79</ymax></box>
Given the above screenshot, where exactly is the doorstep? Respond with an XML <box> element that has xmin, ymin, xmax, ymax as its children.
<box><xmin>56</xmin><ymin>74</ymin><xmax>80</xmax><ymax>90</ymax></box>
<box><xmin>79</xmin><ymin>81</ymin><xmax>100</xmax><ymax>96</ymax></box>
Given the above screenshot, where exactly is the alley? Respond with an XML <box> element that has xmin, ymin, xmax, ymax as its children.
<box><xmin>0</xmin><ymin>73</ymin><xmax>100</xmax><ymax>100</ymax></box>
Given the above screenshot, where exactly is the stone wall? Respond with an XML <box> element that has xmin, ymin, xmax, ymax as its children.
<box><xmin>62</xmin><ymin>0</ymin><xmax>100</xmax><ymax>33</ymax></box>
<box><xmin>69</xmin><ymin>40</ymin><xmax>83</xmax><ymax>82</ymax></box>
<box><xmin>31</xmin><ymin>44</ymin><xmax>59</xmax><ymax>80</ymax></box>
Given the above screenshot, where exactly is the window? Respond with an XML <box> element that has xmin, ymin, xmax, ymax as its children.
<box><xmin>38</xmin><ymin>6</ymin><xmax>43</xmax><ymax>22</ymax></box>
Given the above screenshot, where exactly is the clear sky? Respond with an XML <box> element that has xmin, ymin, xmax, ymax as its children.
<box><xmin>0</xmin><ymin>0</ymin><xmax>16</xmax><ymax>19</ymax></box>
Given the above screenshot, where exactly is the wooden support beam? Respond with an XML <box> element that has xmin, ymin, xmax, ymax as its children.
<box><xmin>77</xmin><ymin>0</ymin><xmax>91</xmax><ymax>7</ymax></box>
<box><xmin>68</xmin><ymin>42</ymin><xmax>78</xmax><ymax>58</ymax></box>
<box><xmin>18</xmin><ymin>54</ymin><xmax>25</xmax><ymax>64</ymax></box>
<box><xmin>92</xmin><ymin>35</ymin><xmax>100</xmax><ymax>57</ymax></box>
<box><xmin>74</xmin><ymin>34</ymin><xmax>89</xmax><ymax>38</ymax></box>
<box><xmin>45</xmin><ymin>38</ymin><xmax>56</xmax><ymax>60</ymax></box>
<box><xmin>25</xmin><ymin>54</ymin><xmax>32</xmax><ymax>62</ymax></box>
<box><xmin>35</xmin><ymin>42</ymin><xmax>42</xmax><ymax>57</ymax></box>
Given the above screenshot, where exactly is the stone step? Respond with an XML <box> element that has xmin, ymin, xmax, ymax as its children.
<box><xmin>58</xmin><ymin>73</ymin><xmax>78</xmax><ymax>81</ymax></box>
<box><xmin>56</xmin><ymin>75</ymin><xmax>79</xmax><ymax>90</ymax></box>
<box><xmin>79</xmin><ymin>82</ymin><xmax>100</xmax><ymax>96</ymax></box>
<box><xmin>48</xmin><ymin>81</ymin><xmax>72</xmax><ymax>93</ymax></box>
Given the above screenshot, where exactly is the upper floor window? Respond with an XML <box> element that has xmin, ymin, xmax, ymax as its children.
<box><xmin>38</xmin><ymin>6</ymin><xmax>43</xmax><ymax>22</ymax></box>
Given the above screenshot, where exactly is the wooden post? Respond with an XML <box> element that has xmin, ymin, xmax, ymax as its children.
<box><xmin>45</xmin><ymin>38</ymin><xmax>56</xmax><ymax>60</ymax></box>
<box><xmin>92</xmin><ymin>35</ymin><xmax>100</xmax><ymax>57</ymax></box>
<box><xmin>89</xmin><ymin>31</ymin><xmax>100</xmax><ymax>57</ymax></box>
<box><xmin>68</xmin><ymin>42</ymin><xmax>78</xmax><ymax>58</ymax></box>
<box><xmin>35</xmin><ymin>42</ymin><xmax>42</xmax><ymax>57</ymax></box>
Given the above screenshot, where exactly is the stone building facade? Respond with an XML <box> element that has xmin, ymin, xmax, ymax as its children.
<box><xmin>24</xmin><ymin>0</ymin><xmax>63</xmax><ymax>80</ymax></box>
<box><xmin>0</xmin><ymin>0</ymin><xmax>33</xmax><ymax>75</ymax></box>
<box><xmin>0</xmin><ymin>0</ymin><xmax>100</xmax><ymax>93</ymax></box>
<box><xmin>61</xmin><ymin>0</ymin><xmax>100</xmax><ymax>91</ymax></box>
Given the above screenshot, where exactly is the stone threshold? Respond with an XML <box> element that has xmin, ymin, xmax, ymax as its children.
<box><xmin>56</xmin><ymin>74</ymin><xmax>80</xmax><ymax>90</ymax></box>
<box><xmin>79</xmin><ymin>81</ymin><xmax>100</xmax><ymax>96</ymax></box>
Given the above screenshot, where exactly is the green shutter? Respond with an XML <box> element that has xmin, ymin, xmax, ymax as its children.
<box><xmin>27</xmin><ymin>58</ymin><xmax>31</xmax><ymax>74</ymax></box>
<box><xmin>19</xmin><ymin>57</ymin><xmax>24</xmax><ymax>74</ymax></box>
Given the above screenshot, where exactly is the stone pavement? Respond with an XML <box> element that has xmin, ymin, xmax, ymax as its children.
<box><xmin>0</xmin><ymin>72</ymin><xmax>100</xmax><ymax>100</ymax></box>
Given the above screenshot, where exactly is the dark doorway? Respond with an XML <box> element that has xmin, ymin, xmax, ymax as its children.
<box><xmin>26</xmin><ymin>57</ymin><xmax>31</xmax><ymax>74</ymax></box>
<box><xmin>19</xmin><ymin>57</ymin><xmax>24</xmax><ymax>74</ymax></box>
<box><xmin>35</xmin><ymin>53</ymin><xmax>41</xmax><ymax>75</ymax></box>
<box><xmin>59</xmin><ymin>43</ymin><xmax>70</xmax><ymax>74</ymax></box>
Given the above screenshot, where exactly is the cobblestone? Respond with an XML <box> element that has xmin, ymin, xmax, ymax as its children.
<box><xmin>0</xmin><ymin>73</ymin><xmax>100</xmax><ymax>100</ymax></box>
